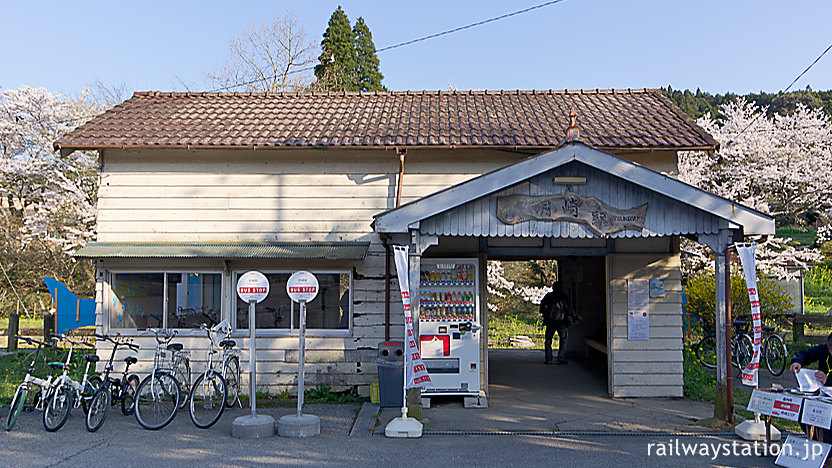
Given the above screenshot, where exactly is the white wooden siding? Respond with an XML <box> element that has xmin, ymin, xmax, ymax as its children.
<box><xmin>94</xmin><ymin>147</ymin><xmax>683</xmax><ymax>394</ymax></box>
<box><xmin>608</xmin><ymin>253</ymin><xmax>683</xmax><ymax>398</ymax></box>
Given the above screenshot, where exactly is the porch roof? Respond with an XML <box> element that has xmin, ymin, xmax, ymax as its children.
<box><xmin>373</xmin><ymin>142</ymin><xmax>774</xmax><ymax>238</ymax></box>
<box><xmin>72</xmin><ymin>241</ymin><xmax>370</xmax><ymax>260</ymax></box>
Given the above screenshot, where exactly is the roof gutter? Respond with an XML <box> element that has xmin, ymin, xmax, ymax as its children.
<box><xmin>54</xmin><ymin>143</ymin><xmax>719</xmax><ymax>155</ymax></box>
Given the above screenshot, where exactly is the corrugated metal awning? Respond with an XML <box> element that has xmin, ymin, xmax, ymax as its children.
<box><xmin>72</xmin><ymin>242</ymin><xmax>370</xmax><ymax>260</ymax></box>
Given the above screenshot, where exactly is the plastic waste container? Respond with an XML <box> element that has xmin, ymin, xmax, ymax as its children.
<box><xmin>377</xmin><ymin>341</ymin><xmax>404</xmax><ymax>407</ymax></box>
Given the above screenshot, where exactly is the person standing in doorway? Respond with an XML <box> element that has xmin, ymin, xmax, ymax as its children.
<box><xmin>540</xmin><ymin>281</ymin><xmax>580</xmax><ymax>365</ymax></box>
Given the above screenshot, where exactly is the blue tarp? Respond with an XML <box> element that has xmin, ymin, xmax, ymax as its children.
<box><xmin>43</xmin><ymin>277</ymin><xmax>95</xmax><ymax>334</ymax></box>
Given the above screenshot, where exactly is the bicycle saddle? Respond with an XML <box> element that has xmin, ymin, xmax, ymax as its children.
<box><xmin>762</xmin><ymin>326</ymin><xmax>775</xmax><ymax>332</ymax></box>
<box><xmin>47</xmin><ymin>362</ymin><xmax>65</xmax><ymax>370</ymax></box>
<box><xmin>83</xmin><ymin>354</ymin><xmax>100</xmax><ymax>363</ymax></box>
<box><xmin>124</xmin><ymin>356</ymin><xmax>138</xmax><ymax>365</ymax></box>
<box><xmin>733</xmin><ymin>320</ymin><xmax>747</xmax><ymax>326</ymax></box>
<box><xmin>219</xmin><ymin>339</ymin><xmax>236</xmax><ymax>349</ymax></box>
<box><xmin>166</xmin><ymin>343</ymin><xmax>184</xmax><ymax>352</ymax></box>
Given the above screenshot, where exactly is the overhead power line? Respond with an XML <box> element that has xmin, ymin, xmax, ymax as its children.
<box><xmin>726</xmin><ymin>41</ymin><xmax>832</xmax><ymax>145</ymax></box>
<box><xmin>208</xmin><ymin>0</ymin><xmax>567</xmax><ymax>93</ymax></box>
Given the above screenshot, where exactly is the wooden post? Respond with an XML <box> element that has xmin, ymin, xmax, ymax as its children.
<box><xmin>714</xmin><ymin>245</ymin><xmax>730</xmax><ymax>420</ymax></box>
<box><xmin>725</xmin><ymin>247</ymin><xmax>734</xmax><ymax>424</ymax></box>
<box><xmin>43</xmin><ymin>314</ymin><xmax>55</xmax><ymax>342</ymax></box>
<box><xmin>7</xmin><ymin>313</ymin><xmax>19</xmax><ymax>352</ymax></box>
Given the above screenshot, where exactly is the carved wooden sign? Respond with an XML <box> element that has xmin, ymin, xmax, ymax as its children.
<box><xmin>496</xmin><ymin>191</ymin><xmax>647</xmax><ymax>237</ymax></box>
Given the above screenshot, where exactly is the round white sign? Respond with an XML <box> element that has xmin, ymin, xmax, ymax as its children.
<box><xmin>286</xmin><ymin>271</ymin><xmax>319</xmax><ymax>303</ymax></box>
<box><xmin>237</xmin><ymin>271</ymin><xmax>270</xmax><ymax>303</ymax></box>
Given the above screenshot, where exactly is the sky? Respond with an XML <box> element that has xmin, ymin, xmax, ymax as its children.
<box><xmin>2</xmin><ymin>0</ymin><xmax>831</xmax><ymax>99</ymax></box>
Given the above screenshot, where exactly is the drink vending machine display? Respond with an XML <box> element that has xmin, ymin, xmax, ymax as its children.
<box><xmin>418</xmin><ymin>259</ymin><xmax>481</xmax><ymax>396</ymax></box>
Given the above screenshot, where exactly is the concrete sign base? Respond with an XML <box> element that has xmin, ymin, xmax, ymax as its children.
<box><xmin>231</xmin><ymin>414</ymin><xmax>275</xmax><ymax>439</ymax></box>
<box><xmin>278</xmin><ymin>414</ymin><xmax>320</xmax><ymax>438</ymax></box>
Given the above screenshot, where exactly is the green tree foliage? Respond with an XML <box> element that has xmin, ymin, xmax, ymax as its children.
<box><xmin>664</xmin><ymin>85</ymin><xmax>832</xmax><ymax>120</ymax></box>
<box><xmin>314</xmin><ymin>6</ymin><xmax>385</xmax><ymax>92</ymax></box>
<box><xmin>686</xmin><ymin>271</ymin><xmax>793</xmax><ymax>331</ymax></box>
<box><xmin>353</xmin><ymin>17</ymin><xmax>385</xmax><ymax>91</ymax></box>
<box><xmin>315</xmin><ymin>6</ymin><xmax>358</xmax><ymax>91</ymax></box>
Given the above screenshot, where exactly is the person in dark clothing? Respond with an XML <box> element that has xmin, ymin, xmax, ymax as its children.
<box><xmin>790</xmin><ymin>333</ymin><xmax>832</xmax><ymax>443</ymax></box>
<box><xmin>789</xmin><ymin>333</ymin><xmax>832</xmax><ymax>384</ymax></box>
<box><xmin>540</xmin><ymin>281</ymin><xmax>580</xmax><ymax>365</ymax></box>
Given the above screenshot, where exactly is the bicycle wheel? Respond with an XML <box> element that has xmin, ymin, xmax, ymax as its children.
<box><xmin>223</xmin><ymin>356</ymin><xmax>240</xmax><ymax>408</ymax></box>
<box><xmin>81</xmin><ymin>375</ymin><xmax>103</xmax><ymax>415</ymax></box>
<box><xmin>189</xmin><ymin>370</ymin><xmax>227</xmax><ymax>429</ymax></box>
<box><xmin>121</xmin><ymin>375</ymin><xmax>140</xmax><ymax>416</ymax></box>
<box><xmin>43</xmin><ymin>387</ymin><xmax>73</xmax><ymax>432</ymax></box>
<box><xmin>734</xmin><ymin>334</ymin><xmax>754</xmax><ymax>370</ymax></box>
<box><xmin>696</xmin><ymin>336</ymin><xmax>717</xmax><ymax>369</ymax></box>
<box><xmin>174</xmin><ymin>357</ymin><xmax>191</xmax><ymax>410</ymax></box>
<box><xmin>5</xmin><ymin>385</ymin><xmax>28</xmax><ymax>431</ymax></box>
<box><xmin>135</xmin><ymin>372</ymin><xmax>180</xmax><ymax>430</ymax></box>
<box><xmin>85</xmin><ymin>387</ymin><xmax>111</xmax><ymax>432</ymax></box>
<box><xmin>765</xmin><ymin>335</ymin><xmax>788</xmax><ymax>377</ymax></box>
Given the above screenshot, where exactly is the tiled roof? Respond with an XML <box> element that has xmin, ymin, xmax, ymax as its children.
<box><xmin>55</xmin><ymin>89</ymin><xmax>718</xmax><ymax>151</ymax></box>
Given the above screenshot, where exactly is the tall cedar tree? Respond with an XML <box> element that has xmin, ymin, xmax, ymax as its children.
<box><xmin>315</xmin><ymin>6</ymin><xmax>358</xmax><ymax>91</ymax></box>
<box><xmin>353</xmin><ymin>17</ymin><xmax>385</xmax><ymax>91</ymax></box>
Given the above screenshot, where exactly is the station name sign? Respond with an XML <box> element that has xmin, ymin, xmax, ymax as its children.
<box><xmin>496</xmin><ymin>191</ymin><xmax>647</xmax><ymax>237</ymax></box>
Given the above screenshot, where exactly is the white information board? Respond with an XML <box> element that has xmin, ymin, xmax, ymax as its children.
<box><xmin>802</xmin><ymin>399</ymin><xmax>832</xmax><ymax>429</ymax></box>
<box><xmin>772</xmin><ymin>395</ymin><xmax>804</xmax><ymax>422</ymax></box>
<box><xmin>627</xmin><ymin>279</ymin><xmax>649</xmax><ymax>341</ymax></box>
<box><xmin>748</xmin><ymin>389</ymin><xmax>776</xmax><ymax>416</ymax></box>
<box><xmin>776</xmin><ymin>435</ymin><xmax>831</xmax><ymax>468</ymax></box>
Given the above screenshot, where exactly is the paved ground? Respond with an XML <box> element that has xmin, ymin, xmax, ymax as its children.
<box><xmin>0</xmin><ymin>349</ymin><xmax>812</xmax><ymax>467</ymax></box>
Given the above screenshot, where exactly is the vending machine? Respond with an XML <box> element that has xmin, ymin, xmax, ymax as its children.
<box><xmin>418</xmin><ymin>259</ymin><xmax>482</xmax><ymax>396</ymax></box>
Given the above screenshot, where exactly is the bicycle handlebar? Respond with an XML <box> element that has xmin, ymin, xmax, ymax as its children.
<box><xmin>140</xmin><ymin>328</ymin><xmax>177</xmax><ymax>344</ymax></box>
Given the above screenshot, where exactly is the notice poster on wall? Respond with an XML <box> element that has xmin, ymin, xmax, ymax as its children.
<box><xmin>628</xmin><ymin>279</ymin><xmax>650</xmax><ymax>340</ymax></box>
<box><xmin>649</xmin><ymin>279</ymin><xmax>665</xmax><ymax>300</ymax></box>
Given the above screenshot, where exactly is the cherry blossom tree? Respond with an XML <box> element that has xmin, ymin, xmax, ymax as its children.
<box><xmin>679</xmin><ymin>98</ymin><xmax>830</xmax><ymax>280</ymax></box>
<box><xmin>680</xmin><ymin>99</ymin><xmax>832</xmax><ymax>224</ymax></box>
<box><xmin>0</xmin><ymin>85</ymin><xmax>99</xmax><ymax>251</ymax></box>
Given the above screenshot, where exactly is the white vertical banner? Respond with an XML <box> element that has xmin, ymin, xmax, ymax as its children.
<box><xmin>736</xmin><ymin>243</ymin><xmax>761</xmax><ymax>387</ymax></box>
<box><xmin>392</xmin><ymin>245</ymin><xmax>432</xmax><ymax>388</ymax></box>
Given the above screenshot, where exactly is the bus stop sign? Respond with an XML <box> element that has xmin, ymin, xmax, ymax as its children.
<box><xmin>286</xmin><ymin>271</ymin><xmax>319</xmax><ymax>303</ymax></box>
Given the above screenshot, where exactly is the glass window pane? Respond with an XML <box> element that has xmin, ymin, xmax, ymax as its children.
<box><xmin>236</xmin><ymin>272</ymin><xmax>350</xmax><ymax>331</ymax></box>
<box><xmin>167</xmin><ymin>273</ymin><xmax>222</xmax><ymax>328</ymax></box>
<box><xmin>111</xmin><ymin>273</ymin><xmax>164</xmax><ymax>329</ymax></box>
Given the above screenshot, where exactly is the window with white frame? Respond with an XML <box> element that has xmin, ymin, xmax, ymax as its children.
<box><xmin>234</xmin><ymin>271</ymin><xmax>350</xmax><ymax>333</ymax></box>
<box><xmin>109</xmin><ymin>272</ymin><xmax>222</xmax><ymax>329</ymax></box>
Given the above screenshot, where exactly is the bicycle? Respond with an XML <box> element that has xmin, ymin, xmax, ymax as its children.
<box><xmin>85</xmin><ymin>333</ymin><xmax>140</xmax><ymax>432</ymax></box>
<box><xmin>761</xmin><ymin>325</ymin><xmax>788</xmax><ymax>377</ymax></box>
<box><xmin>189</xmin><ymin>320</ymin><xmax>229</xmax><ymax>429</ymax></box>
<box><xmin>134</xmin><ymin>328</ymin><xmax>182</xmax><ymax>430</ymax></box>
<box><xmin>218</xmin><ymin>324</ymin><xmax>242</xmax><ymax>409</ymax></box>
<box><xmin>42</xmin><ymin>334</ymin><xmax>101</xmax><ymax>432</ymax></box>
<box><xmin>5</xmin><ymin>336</ymin><xmax>59</xmax><ymax>431</ymax></box>
<box><xmin>695</xmin><ymin>320</ymin><xmax>754</xmax><ymax>371</ymax></box>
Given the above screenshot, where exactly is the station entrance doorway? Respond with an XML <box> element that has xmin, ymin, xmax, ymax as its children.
<box><xmin>486</xmin><ymin>255</ymin><xmax>608</xmax><ymax>397</ymax></box>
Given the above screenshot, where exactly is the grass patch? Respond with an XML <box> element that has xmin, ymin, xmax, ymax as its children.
<box><xmin>776</xmin><ymin>227</ymin><xmax>816</xmax><ymax>246</ymax></box>
<box><xmin>0</xmin><ymin>318</ymin><xmax>44</xmax><ymax>330</ymax></box>
<box><xmin>0</xmin><ymin>345</ymin><xmax>94</xmax><ymax>405</ymax></box>
<box><xmin>237</xmin><ymin>384</ymin><xmax>364</xmax><ymax>408</ymax></box>
<box><xmin>487</xmin><ymin>310</ymin><xmax>544</xmax><ymax>349</ymax></box>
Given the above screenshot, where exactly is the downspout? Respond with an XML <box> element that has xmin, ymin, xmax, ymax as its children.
<box><xmin>383</xmin><ymin>148</ymin><xmax>406</xmax><ymax>342</ymax></box>
<box><xmin>382</xmin><ymin>235</ymin><xmax>391</xmax><ymax>341</ymax></box>
<box><xmin>396</xmin><ymin>148</ymin><xmax>406</xmax><ymax>207</ymax></box>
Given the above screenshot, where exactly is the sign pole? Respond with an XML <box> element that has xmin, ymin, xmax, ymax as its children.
<box><xmin>278</xmin><ymin>270</ymin><xmax>320</xmax><ymax>438</ymax></box>
<box><xmin>231</xmin><ymin>270</ymin><xmax>274</xmax><ymax>439</ymax></box>
<box><xmin>249</xmin><ymin>299</ymin><xmax>257</xmax><ymax>418</ymax></box>
<box><xmin>297</xmin><ymin>299</ymin><xmax>306</xmax><ymax>418</ymax></box>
